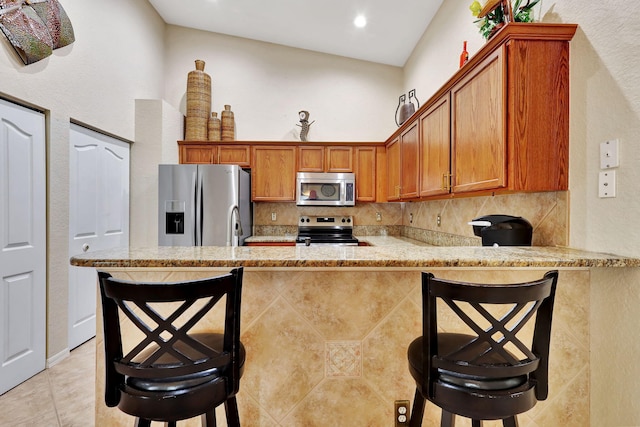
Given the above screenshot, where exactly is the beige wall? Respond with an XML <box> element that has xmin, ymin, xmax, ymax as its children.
<box><xmin>162</xmin><ymin>25</ymin><xmax>403</xmax><ymax>141</ymax></box>
<box><xmin>0</xmin><ymin>0</ymin><xmax>167</xmax><ymax>359</ymax></box>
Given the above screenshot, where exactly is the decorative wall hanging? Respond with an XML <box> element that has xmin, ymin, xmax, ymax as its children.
<box><xmin>0</xmin><ymin>0</ymin><xmax>75</xmax><ymax>65</ymax></box>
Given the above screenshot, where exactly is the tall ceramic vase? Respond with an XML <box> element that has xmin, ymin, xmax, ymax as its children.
<box><xmin>185</xmin><ymin>59</ymin><xmax>211</xmax><ymax>141</ymax></box>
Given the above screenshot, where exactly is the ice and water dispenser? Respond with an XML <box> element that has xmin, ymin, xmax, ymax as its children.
<box><xmin>164</xmin><ymin>200</ymin><xmax>185</xmax><ymax>235</ymax></box>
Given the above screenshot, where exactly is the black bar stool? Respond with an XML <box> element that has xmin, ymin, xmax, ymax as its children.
<box><xmin>407</xmin><ymin>270</ymin><xmax>558</xmax><ymax>427</ymax></box>
<box><xmin>98</xmin><ymin>267</ymin><xmax>245</xmax><ymax>427</ymax></box>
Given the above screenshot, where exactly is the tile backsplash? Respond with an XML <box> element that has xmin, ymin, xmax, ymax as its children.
<box><xmin>253</xmin><ymin>191</ymin><xmax>569</xmax><ymax>246</ymax></box>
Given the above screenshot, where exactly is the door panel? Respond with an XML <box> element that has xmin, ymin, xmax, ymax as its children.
<box><xmin>69</xmin><ymin>124</ymin><xmax>129</xmax><ymax>350</ymax></box>
<box><xmin>0</xmin><ymin>99</ymin><xmax>46</xmax><ymax>395</ymax></box>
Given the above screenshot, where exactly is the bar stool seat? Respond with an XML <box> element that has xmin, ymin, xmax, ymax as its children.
<box><xmin>407</xmin><ymin>271</ymin><xmax>558</xmax><ymax>427</ymax></box>
<box><xmin>98</xmin><ymin>267</ymin><xmax>245</xmax><ymax>427</ymax></box>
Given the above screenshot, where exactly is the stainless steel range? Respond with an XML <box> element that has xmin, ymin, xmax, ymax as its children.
<box><xmin>295</xmin><ymin>215</ymin><xmax>359</xmax><ymax>246</ymax></box>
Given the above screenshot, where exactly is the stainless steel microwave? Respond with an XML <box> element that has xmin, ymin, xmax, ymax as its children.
<box><xmin>296</xmin><ymin>172</ymin><xmax>355</xmax><ymax>206</ymax></box>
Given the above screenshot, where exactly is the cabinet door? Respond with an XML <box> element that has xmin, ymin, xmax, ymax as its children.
<box><xmin>354</xmin><ymin>146</ymin><xmax>376</xmax><ymax>202</ymax></box>
<box><xmin>451</xmin><ymin>48</ymin><xmax>506</xmax><ymax>193</ymax></box>
<box><xmin>179</xmin><ymin>144</ymin><xmax>216</xmax><ymax>164</ymax></box>
<box><xmin>419</xmin><ymin>95</ymin><xmax>451</xmax><ymax>197</ymax></box>
<box><xmin>326</xmin><ymin>146</ymin><xmax>353</xmax><ymax>172</ymax></box>
<box><xmin>218</xmin><ymin>145</ymin><xmax>250</xmax><ymax>167</ymax></box>
<box><xmin>386</xmin><ymin>137</ymin><xmax>401</xmax><ymax>201</ymax></box>
<box><xmin>400</xmin><ymin>121</ymin><xmax>419</xmax><ymax>199</ymax></box>
<box><xmin>298</xmin><ymin>146</ymin><xmax>324</xmax><ymax>172</ymax></box>
<box><xmin>252</xmin><ymin>145</ymin><xmax>297</xmax><ymax>201</ymax></box>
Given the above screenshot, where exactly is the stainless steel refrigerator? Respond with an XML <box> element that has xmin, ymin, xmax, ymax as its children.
<box><xmin>158</xmin><ymin>164</ymin><xmax>252</xmax><ymax>246</ymax></box>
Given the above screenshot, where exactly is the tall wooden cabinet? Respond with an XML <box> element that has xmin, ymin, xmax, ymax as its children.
<box><xmin>251</xmin><ymin>145</ymin><xmax>297</xmax><ymax>202</ymax></box>
<box><xmin>386</xmin><ymin>121</ymin><xmax>419</xmax><ymax>200</ymax></box>
<box><xmin>451</xmin><ymin>48</ymin><xmax>506</xmax><ymax>193</ymax></box>
<box><xmin>388</xmin><ymin>23</ymin><xmax>576</xmax><ymax>201</ymax></box>
<box><xmin>419</xmin><ymin>94</ymin><xmax>450</xmax><ymax>197</ymax></box>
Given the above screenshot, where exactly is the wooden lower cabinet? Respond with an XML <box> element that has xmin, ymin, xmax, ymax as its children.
<box><xmin>251</xmin><ymin>145</ymin><xmax>297</xmax><ymax>201</ymax></box>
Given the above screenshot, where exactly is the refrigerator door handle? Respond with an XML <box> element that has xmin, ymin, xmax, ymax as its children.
<box><xmin>228</xmin><ymin>205</ymin><xmax>241</xmax><ymax>246</ymax></box>
<box><xmin>194</xmin><ymin>171</ymin><xmax>202</xmax><ymax>246</ymax></box>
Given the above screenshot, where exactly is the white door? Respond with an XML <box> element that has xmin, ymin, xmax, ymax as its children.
<box><xmin>0</xmin><ymin>99</ymin><xmax>46</xmax><ymax>395</ymax></box>
<box><xmin>68</xmin><ymin>124</ymin><xmax>129</xmax><ymax>350</ymax></box>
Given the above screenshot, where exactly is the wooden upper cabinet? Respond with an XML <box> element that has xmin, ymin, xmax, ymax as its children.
<box><xmin>451</xmin><ymin>48</ymin><xmax>506</xmax><ymax>194</ymax></box>
<box><xmin>251</xmin><ymin>145</ymin><xmax>297</xmax><ymax>201</ymax></box>
<box><xmin>419</xmin><ymin>94</ymin><xmax>451</xmax><ymax>197</ymax></box>
<box><xmin>354</xmin><ymin>146</ymin><xmax>376</xmax><ymax>202</ymax></box>
<box><xmin>506</xmin><ymin>36</ymin><xmax>571</xmax><ymax>191</ymax></box>
<box><xmin>298</xmin><ymin>146</ymin><xmax>324</xmax><ymax>172</ymax></box>
<box><xmin>218</xmin><ymin>145</ymin><xmax>251</xmax><ymax>167</ymax></box>
<box><xmin>325</xmin><ymin>146</ymin><xmax>353</xmax><ymax>172</ymax></box>
<box><xmin>298</xmin><ymin>145</ymin><xmax>353</xmax><ymax>172</ymax></box>
<box><xmin>400</xmin><ymin>121</ymin><xmax>419</xmax><ymax>199</ymax></box>
<box><xmin>179</xmin><ymin>142</ymin><xmax>216</xmax><ymax>164</ymax></box>
<box><xmin>387</xmin><ymin>121</ymin><xmax>419</xmax><ymax>201</ymax></box>
<box><xmin>395</xmin><ymin>23</ymin><xmax>575</xmax><ymax>200</ymax></box>
<box><xmin>178</xmin><ymin>142</ymin><xmax>249</xmax><ymax>166</ymax></box>
<box><xmin>386</xmin><ymin>137</ymin><xmax>401</xmax><ymax>201</ymax></box>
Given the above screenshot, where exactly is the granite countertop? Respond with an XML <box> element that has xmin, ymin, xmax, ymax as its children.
<box><xmin>70</xmin><ymin>243</ymin><xmax>640</xmax><ymax>269</ymax></box>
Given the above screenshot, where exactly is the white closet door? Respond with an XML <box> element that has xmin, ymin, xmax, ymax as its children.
<box><xmin>68</xmin><ymin>124</ymin><xmax>129</xmax><ymax>350</ymax></box>
<box><xmin>0</xmin><ymin>99</ymin><xmax>46</xmax><ymax>395</ymax></box>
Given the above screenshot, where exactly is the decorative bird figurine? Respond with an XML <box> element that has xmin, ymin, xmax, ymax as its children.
<box><xmin>297</xmin><ymin>110</ymin><xmax>315</xmax><ymax>142</ymax></box>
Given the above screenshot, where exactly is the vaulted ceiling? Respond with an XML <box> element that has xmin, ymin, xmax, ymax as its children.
<box><xmin>148</xmin><ymin>0</ymin><xmax>444</xmax><ymax>67</ymax></box>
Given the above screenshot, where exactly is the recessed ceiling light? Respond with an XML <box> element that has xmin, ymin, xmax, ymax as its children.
<box><xmin>354</xmin><ymin>15</ymin><xmax>367</xmax><ymax>28</ymax></box>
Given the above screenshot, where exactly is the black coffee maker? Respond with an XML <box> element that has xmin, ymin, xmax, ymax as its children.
<box><xmin>469</xmin><ymin>215</ymin><xmax>533</xmax><ymax>246</ymax></box>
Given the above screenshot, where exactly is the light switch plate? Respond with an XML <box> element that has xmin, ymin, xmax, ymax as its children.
<box><xmin>600</xmin><ymin>139</ymin><xmax>619</xmax><ymax>169</ymax></box>
<box><xmin>598</xmin><ymin>170</ymin><xmax>616</xmax><ymax>198</ymax></box>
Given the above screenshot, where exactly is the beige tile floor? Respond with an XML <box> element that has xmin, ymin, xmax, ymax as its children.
<box><xmin>0</xmin><ymin>339</ymin><xmax>95</xmax><ymax>427</ymax></box>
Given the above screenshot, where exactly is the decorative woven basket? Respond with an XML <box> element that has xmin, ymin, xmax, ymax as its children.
<box><xmin>186</xmin><ymin>60</ymin><xmax>211</xmax><ymax>119</ymax></box>
<box><xmin>208</xmin><ymin>112</ymin><xmax>221</xmax><ymax>141</ymax></box>
<box><xmin>185</xmin><ymin>116</ymin><xmax>208</xmax><ymax>141</ymax></box>
<box><xmin>221</xmin><ymin>105</ymin><xmax>235</xmax><ymax>141</ymax></box>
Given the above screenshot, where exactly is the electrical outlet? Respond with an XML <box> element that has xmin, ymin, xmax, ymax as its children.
<box><xmin>271</xmin><ymin>212</ymin><xmax>277</xmax><ymax>221</ymax></box>
<box><xmin>409</xmin><ymin>213</ymin><xmax>413</xmax><ymax>224</ymax></box>
<box><xmin>395</xmin><ymin>400</ymin><xmax>410</xmax><ymax>427</ymax></box>
<box><xmin>437</xmin><ymin>214</ymin><xmax>442</xmax><ymax>227</ymax></box>
<box><xmin>376</xmin><ymin>212</ymin><xmax>382</xmax><ymax>222</ymax></box>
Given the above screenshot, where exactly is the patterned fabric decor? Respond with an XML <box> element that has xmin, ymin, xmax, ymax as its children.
<box><xmin>29</xmin><ymin>0</ymin><xmax>74</xmax><ymax>49</ymax></box>
<box><xmin>0</xmin><ymin>0</ymin><xmax>74</xmax><ymax>65</ymax></box>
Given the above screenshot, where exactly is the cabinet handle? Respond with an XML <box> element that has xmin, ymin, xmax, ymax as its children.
<box><xmin>442</xmin><ymin>173</ymin><xmax>451</xmax><ymax>191</ymax></box>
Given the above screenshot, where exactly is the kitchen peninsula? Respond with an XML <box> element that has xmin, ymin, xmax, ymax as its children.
<box><xmin>71</xmin><ymin>244</ymin><xmax>639</xmax><ymax>426</ymax></box>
